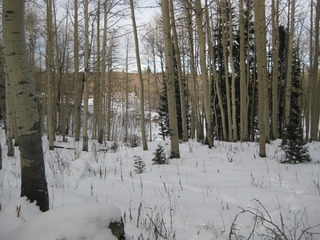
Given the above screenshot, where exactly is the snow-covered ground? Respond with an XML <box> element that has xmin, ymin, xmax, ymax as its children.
<box><xmin>0</xmin><ymin>133</ymin><xmax>320</xmax><ymax>239</ymax></box>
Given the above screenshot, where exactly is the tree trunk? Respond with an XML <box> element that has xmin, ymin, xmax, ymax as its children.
<box><xmin>221</xmin><ymin>1</ymin><xmax>232</xmax><ymax>141</ymax></box>
<box><xmin>3</xmin><ymin>0</ymin><xmax>49</xmax><ymax>211</ymax></box>
<box><xmin>239</xmin><ymin>0</ymin><xmax>249</xmax><ymax>141</ymax></box>
<box><xmin>271</xmin><ymin>0</ymin><xmax>280</xmax><ymax>140</ymax></box>
<box><xmin>82</xmin><ymin>0</ymin><xmax>89</xmax><ymax>151</ymax></box>
<box><xmin>205</xmin><ymin>3</ymin><xmax>226</xmax><ymax>141</ymax></box>
<box><xmin>0</xmin><ymin>45</ymin><xmax>4</xmax><ymax>169</ymax></box>
<box><xmin>94</xmin><ymin>0</ymin><xmax>103</xmax><ymax>143</ymax></box>
<box><xmin>0</xmin><ymin>46</ymin><xmax>5</xmax><ymax>119</ymax></box>
<box><xmin>184</xmin><ymin>1</ymin><xmax>202</xmax><ymax>141</ymax></box>
<box><xmin>98</xmin><ymin>0</ymin><xmax>107</xmax><ymax>144</ymax></box>
<box><xmin>227</xmin><ymin>0</ymin><xmax>238</xmax><ymax>141</ymax></box>
<box><xmin>169</xmin><ymin>0</ymin><xmax>188</xmax><ymax>142</ymax></box>
<box><xmin>305</xmin><ymin>0</ymin><xmax>313</xmax><ymax>141</ymax></box>
<box><xmin>124</xmin><ymin>36</ymin><xmax>130</xmax><ymax>143</ymax></box>
<box><xmin>106</xmin><ymin>59</ymin><xmax>112</xmax><ymax>141</ymax></box>
<box><xmin>129</xmin><ymin>0</ymin><xmax>148</xmax><ymax>150</ymax></box>
<box><xmin>161</xmin><ymin>0</ymin><xmax>180</xmax><ymax>158</ymax></box>
<box><xmin>46</xmin><ymin>0</ymin><xmax>55</xmax><ymax>150</ymax></box>
<box><xmin>1</xmin><ymin>45</ymin><xmax>15</xmax><ymax>156</ymax></box>
<box><xmin>147</xmin><ymin>63</ymin><xmax>152</xmax><ymax>142</ymax></box>
<box><xmin>5</xmin><ymin>72</ymin><xmax>15</xmax><ymax>156</ymax></box>
<box><xmin>73</xmin><ymin>0</ymin><xmax>81</xmax><ymax>141</ymax></box>
<box><xmin>195</xmin><ymin>0</ymin><xmax>213</xmax><ymax>148</ymax></box>
<box><xmin>253</xmin><ymin>0</ymin><xmax>268</xmax><ymax>157</ymax></box>
<box><xmin>310</xmin><ymin>0</ymin><xmax>320</xmax><ymax>141</ymax></box>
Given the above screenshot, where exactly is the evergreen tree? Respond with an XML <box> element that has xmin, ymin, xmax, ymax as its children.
<box><xmin>133</xmin><ymin>156</ymin><xmax>146</xmax><ymax>174</ymax></box>
<box><xmin>158</xmin><ymin>77</ymin><xmax>170</xmax><ymax>140</ymax></box>
<box><xmin>152</xmin><ymin>144</ymin><xmax>167</xmax><ymax>164</ymax></box>
<box><xmin>281</xmin><ymin>49</ymin><xmax>311</xmax><ymax>164</ymax></box>
<box><xmin>278</xmin><ymin>25</ymin><xmax>288</xmax><ymax>137</ymax></box>
<box><xmin>158</xmin><ymin>51</ymin><xmax>189</xmax><ymax>140</ymax></box>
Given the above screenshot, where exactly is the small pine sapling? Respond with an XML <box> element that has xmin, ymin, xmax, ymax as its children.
<box><xmin>130</xmin><ymin>135</ymin><xmax>140</xmax><ymax>148</ymax></box>
<box><xmin>152</xmin><ymin>144</ymin><xmax>168</xmax><ymax>164</ymax></box>
<box><xmin>134</xmin><ymin>156</ymin><xmax>145</xmax><ymax>174</ymax></box>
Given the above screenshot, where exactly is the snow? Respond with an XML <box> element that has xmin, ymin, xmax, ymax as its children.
<box><xmin>3</xmin><ymin>203</ymin><xmax>121</xmax><ymax>240</ymax></box>
<box><xmin>1</xmin><ymin>134</ymin><xmax>320</xmax><ymax>239</ymax></box>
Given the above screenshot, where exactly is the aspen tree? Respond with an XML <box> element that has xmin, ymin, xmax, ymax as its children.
<box><xmin>3</xmin><ymin>0</ymin><xmax>49</xmax><ymax>211</ymax></box>
<box><xmin>124</xmin><ymin>36</ymin><xmax>130</xmax><ymax>143</ymax></box>
<box><xmin>161</xmin><ymin>0</ymin><xmax>180</xmax><ymax>157</ymax></box>
<box><xmin>220</xmin><ymin>0</ymin><xmax>232</xmax><ymax>141</ymax></box>
<box><xmin>5</xmin><ymin>72</ymin><xmax>15</xmax><ymax>156</ymax></box>
<box><xmin>169</xmin><ymin>0</ymin><xmax>188</xmax><ymax>142</ymax></box>
<box><xmin>46</xmin><ymin>0</ymin><xmax>55</xmax><ymax>150</ymax></box>
<box><xmin>195</xmin><ymin>0</ymin><xmax>214</xmax><ymax>148</ymax></box>
<box><xmin>129</xmin><ymin>0</ymin><xmax>148</xmax><ymax>150</ymax></box>
<box><xmin>98</xmin><ymin>0</ymin><xmax>108</xmax><ymax>144</ymax></box>
<box><xmin>253</xmin><ymin>0</ymin><xmax>268</xmax><ymax>157</ymax></box>
<box><xmin>227</xmin><ymin>0</ymin><xmax>238</xmax><ymax>141</ymax></box>
<box><xmin>106</xmin><ymin>43</ymin><xmax>112</xmax><ymax>141</ymax></box>
<box><xmin>82</xmin><ymin>0</ymin><xmax>89</xmax><ymax>151</ymax></box>
<box><xmin>73</xmin><ymin>0</ymin><xmax>81</xmax><ymax>141</ymax></box>
<box><xmin>0</xmin><ymin>45</ymin><xmax>4</xmax><ymax>169</ymax></box>
<box><xmin>203</xmin><ymin>1</ymin><xmax>225</xmax><ymax>141</ymax></box>
<box><xmin>184</xmin><ymin>1</ymin><xmax>202</xmax><ymax>141</ymax></box>
<box><xmin>144</xmin><ymin>21</ymin><xmax>161</xmax><ymax>140</ymax></box>
<box><xmin>310</xmin><ymin>0</ymin><xmax>320</xmax><ymax>141</ymax></box>
<box><xmin>96</xmin><ymin>0</ymin><xmax>103</xmax><ymax>143</ymax></box>
<box><xmin>0</xmin><ymin>52</ymin><xmax>3</xmax><ymax>105</ymax></box>
<box><xmin>305</xmin><ymin>0</ymin><xmax>313</xmax><ymax>140</ymax></box>
<box><xmin>54</xmin><ymin>1</ymin><xmax>70</xmax><ymax>140</ymax></box>
<box><xmin>0</xmin><ymin>44</ymin><xmax>14</xmax><ymax>156</ymax></box>
<box><xmin>63</xmin><ymin>9</ymin><xmax>72</xmax><ymax>140</ymax></box>
<box><xmin>147</xmin><ymin>61</ymin><xmax>152</xmax><ymax>142</ymax></box>
<box><xmin>271</xmin><ymin>0</ymin><xmax>280</xmax><ymax>139</ymax></box>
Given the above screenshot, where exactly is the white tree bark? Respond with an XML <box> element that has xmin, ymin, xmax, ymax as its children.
<box><xmin>161</xmin><ymin>0</ymin><xmax>180</xmax><ymax>158</ymax></box>
<box><xmin>271</xmin><ymin>0</ymin><xmax>280</xmax><ymax>140</ymax></box>
<box><xmin>129</xmin><ymin>0</ymin><xmax>148</xmax><ymax>150</ymax></box>
<box><xmin>3</xmin><ymin>0</ymin><xmax>49</xmax><ymax>211</ymax></box>
<box><xmin>73</xmin><ymin>0</ymin><xmax>81</xmax><ymax>141</ymax></box>
<box><xmin>221</xmin><ymin>0</ymin><xmax>232</xmax><ymax>141</ymax></box>
<box><xmin>195</xmin><ymin>0</ymin><xmax>214</xmax><ymax>148</ymax></box>
<box><xmin>169</xmin><ymin>0</ymin><xmax>188</xmax><ymax>142</ymax></box>
<box><xmin>254</xmin><ymin>0</ymin><xmax>268</xmax><ymax>157</ymax></box>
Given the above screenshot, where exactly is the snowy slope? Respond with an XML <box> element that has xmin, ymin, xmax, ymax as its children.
<box><xmin>0</xmin><ymin>136</ymin><xmax>320</xmax><ymax>239</ymax></box>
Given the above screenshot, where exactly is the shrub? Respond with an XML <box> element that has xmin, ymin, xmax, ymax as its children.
<box><xmin>133</xmin><ymin>156</ymin><xmax>145</xmax><ymax>174</ymax></box>
<box><xmin>152</xmin><ymin>144</ymin><xmax>167</xmax><ymax>165</ymax></box>
<box><xmin>130</xmin><ymin>135</ymin><xmax>140</xmax><ymax>148</ymax></box>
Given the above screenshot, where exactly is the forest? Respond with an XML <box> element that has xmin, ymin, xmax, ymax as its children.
<box><xmin>0</xmin><ymin>0</ymin><xmax>320</xmax><ymax>239</ymax></box>
<box><xmin>1</xmin><ymin>0</ymin><xmax>319</xmax><ymax>153</ymax></box>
